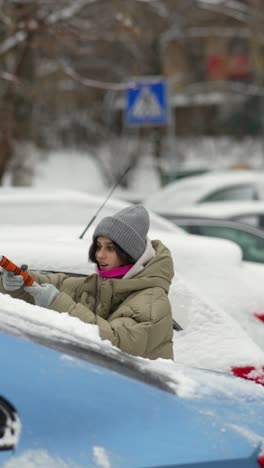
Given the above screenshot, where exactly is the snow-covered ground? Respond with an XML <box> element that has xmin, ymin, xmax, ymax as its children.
<box><xmin>34</xmin><ymin>150</ymin><xmax>107</xmax><ymax>194</ymax></box>
<box><xmin>5</xmin><ymin>137</ymin><xmax>264</xmax><ymax>200</ymax></box>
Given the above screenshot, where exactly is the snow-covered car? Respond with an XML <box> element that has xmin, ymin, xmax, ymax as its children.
<box><xmin>160</xmin><ymin>200</ymin><xmax>264</xmax><ymax>229</ymax></box>
<box><xmin>144</xmin><ymin>170</ymin><xmax>264</xmax><ymax>211</ymax></box>
<box><xmin>0</xmin><ymin>188</ymin><xmax>182</xmax><ymax>235</ymax></box>
<box><xmin>1</xmin><ymin>231</ymin><xmax>264</xmax><ymax>386</ymax></box>
<box><xmin>157</xmin><ymin>215</ymin><xmax>264</xmax><ymax>264</ymax></box>
<box><xmin>1</xmin><ymin>297</ymin><xmax>264</xmax><ymax>467</ymax></box>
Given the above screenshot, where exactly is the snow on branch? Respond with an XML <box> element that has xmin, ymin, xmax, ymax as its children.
<box><xmin>0</xmin><ymin>8</ymin><xmax>13</xmax><ymax>27</ymax></box>
<box><xmin>0</xmin><ymin>0</ymin><xmax>97</xmax><ymax>57</ymax></box>
<box><xmin>46</xmin><ymin>0</ymin><xmax>97</xmax><ymax>25</ymax></box>
<box><xmin>61</xmin><ymin>63</ymin><xmax>135</xmax><ymax>91</ymax></box>
<box><xmin>61</xmin><ymin>63</ymin><xmax>165</xmax><ymax>91</ymax></box>
<box><xmin>198</xmin><ymin>0</ymin><xmax>248</xmax><ymax>11</ymax></box>
<box><xmin>0</xmin><ymin>71</ymin><xmax>34</xmax><ymax>98</ymax></box>
<box><xmin>0</xmin><ymin>31</ymin><xmax>26</xmax><ymax>56</ymax></box>
<box><xmin>0</xmin><ymin>71</ymin><xmax>21</xmax><ymax>84</ymax></box>
<box><xmin>197</xmin><ymin>0</ymin><xmax>261</xmax><ymax>23</ymax></box>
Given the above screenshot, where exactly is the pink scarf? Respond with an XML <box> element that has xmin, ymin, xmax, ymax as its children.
<box><xmin>96</xmin><ymin>264</ymin><xmax>133</xmax><ymax>279</ymax></box>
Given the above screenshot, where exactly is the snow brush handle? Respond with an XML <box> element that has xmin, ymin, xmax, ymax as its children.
<box><xmin>0</xmin><ymin>255</ymin><xmax>34</xmax><ymax>286</ymax></box>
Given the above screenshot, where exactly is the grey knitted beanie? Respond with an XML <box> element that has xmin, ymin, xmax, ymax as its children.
<box><xmin>93</xmin><ymin>205</ymin><xmax>150</xmax><ymax>262</ymax></box>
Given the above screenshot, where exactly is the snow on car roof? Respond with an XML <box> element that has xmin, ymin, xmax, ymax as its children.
<box><xmin>0</xmin><ymin>229</ymin><xmax>242</xmax><ymax>274</ymax></box>
<box><xmin>163</xmin><ymin>200</ymin><xmax>264</xmax><ymax>218</ymax></box>
<box><xmin>0</xmin><ymin>188</ymin><xmax>107</xmax><ymax>202</ymax></box>
<box><xmin>144</xmin><ymin>170</ymin><xmax>264</xmax><ymax>209</ymax></box>
<box><xmin>0</xmin><ymin>188</ymin><xmax>182</xmax><ymax>233</ymax></box>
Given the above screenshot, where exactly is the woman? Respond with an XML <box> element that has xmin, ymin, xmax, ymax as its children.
<box><xmin>1</xmin><ymin>205</ymin><xmax>174</xmax><ymax>360</ymax></box>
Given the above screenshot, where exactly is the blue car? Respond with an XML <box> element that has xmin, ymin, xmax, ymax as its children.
<box><xmin>0</xmin><ymin>324</ymin><xmax>264</xmax><ymax>467</ymax></box>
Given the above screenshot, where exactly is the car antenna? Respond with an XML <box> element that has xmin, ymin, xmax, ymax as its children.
<box><xmin>79</xmin><ymin>164</ymin><xmax>132</xmax><ymax>239</ymax></box>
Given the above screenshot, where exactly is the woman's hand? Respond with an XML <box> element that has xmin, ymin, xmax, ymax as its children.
<box><xmin>2</xmin><ymin>271</ymin><xmax>24</xmax><ymax>291</ymax></box>
<box><xmin>25</xmin><ymin>282</ymin><xmax>59</xmax><ymax>307</ymax></box>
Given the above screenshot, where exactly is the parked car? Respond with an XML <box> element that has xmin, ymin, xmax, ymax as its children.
<box><xmin>0</xmin><ymin>188</ymin><xmax>182</xmax><ymax>235</ymax></box>
<box><xmin>160</xmin><ymin>200</ymin><xmax>264</xmax><ymax>229</ymax></box>
<box><xmin>144</xmin><ymin>170</ymin><xmax>264</xmax><ymax>212</ymax></box>
<box><xmin>157</xmin><ymin>215</ymin><xmax>264</xmax><ymax>264</ymax></box>
<box><xmin>0</xmin><ymin>296</ymin><xmax>264</xmax><ymax>467</ymax></box>
<box><xmin>1</xmin><ymin>231</ymin><xmax>264</xmax><ymax>386</ymax></box>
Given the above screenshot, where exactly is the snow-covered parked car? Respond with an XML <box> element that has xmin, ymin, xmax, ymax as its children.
<box><xmin>0</xmin><ymin>188</ymin><xmax>182</xmax><ymax>235</ymax></box>
<box><xmin>161</xmin><ymin>200</ymin><xmax>264</xmax><ymax>228</ymax></box>
<box><xmin>144</xmin><ymin>169</ymin><xmax>264</xmax><ymax>211</ymax></box>
<box><xmin>160</xmin><ymin>215</ymin><xmax>264</xmax><ymax>264</ymax></box>
<box><xmin>156</xmin><ymin>201</ymin><xmax>264</xmax><ymax>262</ymax></box>
<box><xmin>1</xmin><ymin>230</ymin><xmax>264</xmax><ymax>387</ymax></box>
<box><xmin>1</xmin><ymin>296</ymin><xmax>264</xmax><ymax>467</ymax></box>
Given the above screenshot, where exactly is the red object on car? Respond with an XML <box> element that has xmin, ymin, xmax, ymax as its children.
<box><xmin>254</xmin><ymin>312</ymin><xmax>264</xmax><ymax>323</ymax></box>
<box><xmin>232</xmin><ymin>366</ymin><xmax>264</xmax><ymax>386</ymax></box>
<box><xmin>258</xmin><ymin>453</ymin><xmax>264</xmax><ymax>467</ymax></box>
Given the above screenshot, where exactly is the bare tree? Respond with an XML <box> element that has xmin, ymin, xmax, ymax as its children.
<box><xmin>0</xmin><ymin>0</ymin><xmax>142</xmax><ymax>185</ymax></box>
<box><xmin>1</xmin><ymin>0</ymin><xmax>264</xmax><ymax>186</ymax></box>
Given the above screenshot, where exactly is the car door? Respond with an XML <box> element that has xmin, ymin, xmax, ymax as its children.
<box><xmin>190</xmin><ymin>224</ymin><xmax>264</xmax><ymax>263</ymax></box>
<box><xmin>173</xmin><ymin>218</ymin><xmax>264</xmax><ymax>263</ymax></box>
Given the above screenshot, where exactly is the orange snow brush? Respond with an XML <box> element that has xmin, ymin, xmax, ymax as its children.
<box><xmin>0</xmin><ymin>255</ymin><xmax>34</xmax><ymax>286</ymax></box>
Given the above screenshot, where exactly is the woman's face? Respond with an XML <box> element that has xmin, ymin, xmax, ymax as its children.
<box><xmin>95</xmin><ymin>236</ymin><xmax>123</xmax><ymax>271</ymax></box>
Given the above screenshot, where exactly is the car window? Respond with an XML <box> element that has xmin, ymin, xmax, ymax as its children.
<box><xmin>233</xmin><ymin>214</ymin><xmax>264</xmax><ymax>229</ymax></box>
<box><xmin>197</xmin><ymin>225</ymin><xmax>264</xmax><ymax>263</ymax></box>
<box><xmin>201</xmin><ymin>184</ymin><xmax>258</xmax><ymax>203</ymax></box>
<box><xmin>232</xmin><ymin>215</ymin><xmax>259</xmax><ymax>227</ymax></box>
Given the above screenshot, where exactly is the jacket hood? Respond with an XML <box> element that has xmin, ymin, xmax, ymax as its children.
<box><xmin>111</xmin><ymin>239</ymin><xmax>174</xmax><ymax>295</ymax></box>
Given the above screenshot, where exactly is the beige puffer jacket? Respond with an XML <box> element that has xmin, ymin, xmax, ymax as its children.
<box><xmin>0</xmin><ymin>240</ymin><xmax>174</xmax><ymax>360</ymax></box>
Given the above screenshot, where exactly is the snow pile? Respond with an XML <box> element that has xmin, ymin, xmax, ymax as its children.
<box><xmin>171</xmin><ymin>275</ymin><xmax>264</xmax><ymax>371</ymax></box>
<box><xmin>33</xmin><ymin>150</ymin><xmax>106</xmax><ymax>194</ymax></box>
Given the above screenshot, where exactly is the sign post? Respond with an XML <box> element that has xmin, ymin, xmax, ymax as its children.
<box><xmin>124</xmin><ymin>77</ymin><xmax>169</xmax><ymax>127</ymax></box>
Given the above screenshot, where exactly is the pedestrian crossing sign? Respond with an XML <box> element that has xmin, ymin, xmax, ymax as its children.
<box><xmin>125</xmin><ymin>78</ymin><xmax>169</xmax><ymax>126</ymax></box>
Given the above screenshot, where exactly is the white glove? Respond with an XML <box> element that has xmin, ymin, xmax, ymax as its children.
<box><xmin>25</xmin><ymin>282</ymin><xmax>59</xmax><ymax>308</ymax></box>
<box><xmin>2</xmin><ymin>271</ymin><xmax>24</xmax><ymax>292</ymax></box>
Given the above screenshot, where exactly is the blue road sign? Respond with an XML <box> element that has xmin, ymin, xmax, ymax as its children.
<box><xmin>125</xmin><ymin>78</ymin><xmax>169</xmax><ymax>126</ymax></box>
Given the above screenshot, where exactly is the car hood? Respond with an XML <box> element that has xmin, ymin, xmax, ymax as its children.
<box><xmin>0</xmin><ymin>329</ymin><xmax>264</xmax><ymax>467</ymax></box>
